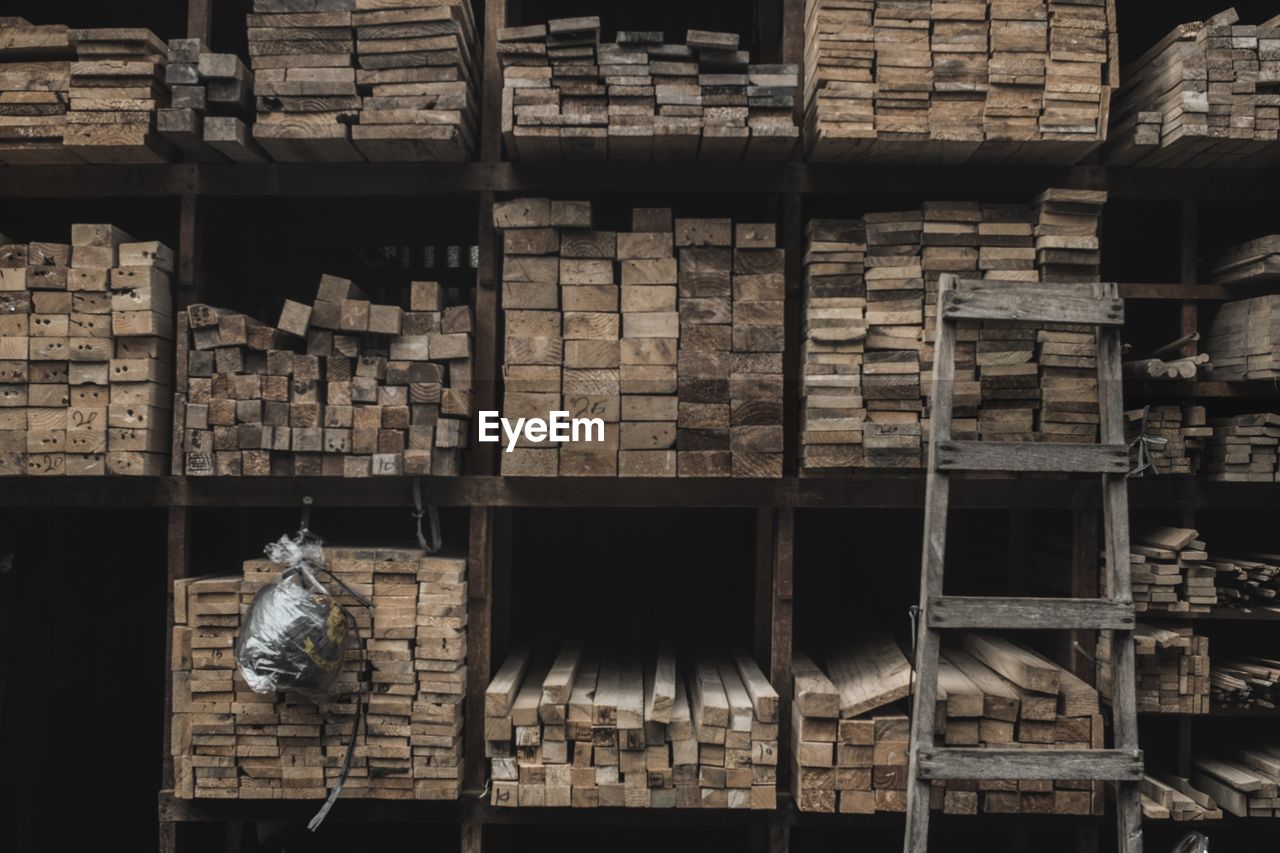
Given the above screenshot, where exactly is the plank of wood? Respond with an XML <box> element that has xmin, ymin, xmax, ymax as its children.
<box><xmin>963</xmin><ymin>634</ymin><xmax>1061</xmax><ymax>696</ymax></box>
<box><xmin>826</xmin><ymin>633</ymin><xmax>912</xmax><ymax>718</ymax></box>
<box><xmin>792</xmin><ymin>652</ymin><xmax>840</xmax><ymax>718</ymax></box>
<box><xmin>646</xmin><ymin>651</ymin><xmax>676</xmax><ymax>724</ymax></box>
<box><xmin>485</xmin><ymin>647</ymin><xmax>531</xmax><ymax>717</ymax></box>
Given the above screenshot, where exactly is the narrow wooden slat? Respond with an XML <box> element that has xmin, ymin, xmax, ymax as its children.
<box><xmin>927</xmin><ymin>596</ymin><xmax>1136</xmax><ymax>630</ymax></box>
<box><xmin>904</xmin><ymin>273</ymin><xmax>958</xmax><ymax>851</ymax></box>
<box><xmin>936</xmin><ymin>441</ymin><xmax>1130</xmax><ymax>473</ymax></box>
<box><xmin>942</xmin><ymin>289</ymin><xmax>1124</xmax><ymax>326</ymax></box>
<box><xmin>918</xmin><ymin>748</ymin><xmax>1144</xmax><ymax>781</ymax></box>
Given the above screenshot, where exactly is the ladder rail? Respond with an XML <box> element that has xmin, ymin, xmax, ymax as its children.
<box><xmin>903</xmin><ymin>273</ymin><xmax>957</xmax><ymax>853</ymax></box>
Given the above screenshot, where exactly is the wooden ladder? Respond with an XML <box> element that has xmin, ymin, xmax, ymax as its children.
<box><xmin>903</xmin><ymin>274</ymin><xmax>1144</xmax><ymax>853</ymax></box>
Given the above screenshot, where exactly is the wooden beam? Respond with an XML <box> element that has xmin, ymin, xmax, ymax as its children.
<box><xmin>187</xmin><ymin>0</ymin><xmax>212</xmax><ymax>44</ymax></box>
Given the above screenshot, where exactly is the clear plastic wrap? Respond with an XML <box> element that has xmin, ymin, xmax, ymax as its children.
<box><xmin>235</xmin><ymin>533</ymin><xmax>353</xmax><ymax>698</ymax></box>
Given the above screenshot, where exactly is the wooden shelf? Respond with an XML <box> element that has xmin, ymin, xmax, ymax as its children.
<box><xmin>3</xmin><ymin>474</ymin><xmax>1279</xmax><ymax>510</ymax></box>
<box><xmin>1140</xmin><ymin>707</ymin><xmax>1280</xmax><ymax>718</ymax></box>
<box><xmin>2</xmin><ymin>161</ymin><xmax>1280</xmax><ymax>200</ymax></box>
<box><xmin>1152</xmin><ymin>608</ymin><xmax>1280</xmax><ymax>622</ymax></box>
<box><xmin>1125</xmin><ymin>380</ymin><xmax>1280</xmax><ymax>399</ymax></box>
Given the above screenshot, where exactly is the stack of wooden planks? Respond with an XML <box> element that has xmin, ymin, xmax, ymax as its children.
<box><xmin>0</xmin><ymin>18</ymin><xmax>76</xmax><ymax>163</ymax></box>
<box><xmin>1108</xmin><ymin>9</ymin><xmax>1280</xmax><ymax>169</ymax></box>
<box><xmin>0</xmin><ymin>21</ymin><xmax>173</xmax><ymax>163</ymax></box>
<box><xmin>172</xmin><ymin>546</ymin><xmax>468</xmax><ymax>800</ymax></box>
<box><xmin>247</xmin><ymin>0</ymin><xmax>479</xmax><ymax>162</ymax></box>
<box><xmin>1205</xmin><ymin>235</ymin><xmax>1280</xmax><ymax>286</ymax></box>
<box><xmin>1127</xmin><ymin>526</ymin><xmax>1216</xmax><ymax>613</ymax></box>
<box><xmin>349</xmin><ymin>0</ymin><xmax>478</xmax><ymax>161</ymax></box>
<box><xmin>1191</xmin><ymin>750</ymin><xmax>1280</xmax><ymax>817</ymax></box>
<box><xmin>1204</xmin><ymin>295</ymin><xmax>1280</xmax><ymax>380</ymax></box>
<box><xmin>804</xmin><ymin>0</ymin><xmax>1118</xmax><ymax>163</ymax></box>
<box><xmin>496</xmin><ymin>199</ymin><xmax>785</xmax><ymax>477</ymax></box>
<box><xmin>158</xmin><ymin>39</ymin><xmax>263</xmax><ymax>163</ymax></box>
<box><xmin>1125</xmin><ymin>405</ymin><xmax>1209</xmax><ymax>476</ymax></box>
<box><xmin>499</xmin><ymin>19</ymin><xmax>799</xmax><ymax>161</ymax></box>
<box><xmin>1205</xmin><ymin>549</ymin><xmax>1280</xmax><ymax>612</ymax></box>
<box><xmin>792</xmin><ymin>633</ymin><xmax>1103</xmax><ymax>815</ymax></box>
<box><xmin>1100</xmin><ymin>623</ymin><xmax>1209</xmax><ymax>714</ymax></box>
<box><xmin>179</xmin><ymin>275</ymin><xmax>471</xmax><ymax>476</ymax></box>
<box><xmin>800</xmin><ymin>188</ymin><xmax>1106</xmax><ymax>470</ymax></box>
<box><xmin>1211</xmin><ymin>656</ymin><xmax>1280</xmax><ymax>709</ymax></box>
<box><xmin>0</xmin><ymin>226</ymin><xmax>173</xmax><ymax>476</ymax></box>
<box><xmin>1202</xmin><ymin>413</ymin><xmax>1280</xmax><ymax>481</ymax></box>
<box><xmin>65</xmin><ymin>28</ymin><xmax>171</xmax><ymax>163</ymax></box>
<box><xmin>485</xmin><ymin>646</ymin><xmax>779</xmax><ymax>808</ymax></box>
<box><xmin>1139</xmin><ymin>774</ymin><xmax>1224</xmax><ymax>821</ymax></box>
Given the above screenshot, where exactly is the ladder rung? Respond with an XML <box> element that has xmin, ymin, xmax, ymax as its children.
<box><xmin>935</xmin><ymin>440</ymin><xmax>1130</xmax><ymax>473</ymax></box>
<box><xmin>917</xmin><ymin>748</ymin><xmax>1144</xmax><ymax>781</ymax></box>
<box><xmin>941</xmin><ymin>288</ymin><xmax>1125</xmax><ymax>326</ymax></box>
<box><xmin>927</xmin><ymin>596</ymin><xmax>1136</xmax><ymax>630</ymax></box>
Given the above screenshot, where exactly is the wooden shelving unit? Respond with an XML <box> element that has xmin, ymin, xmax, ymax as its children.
<box><xmin>3</xmin><ymin>1</ymin><xmax>1280</xmax><ymax>852</ymax></box>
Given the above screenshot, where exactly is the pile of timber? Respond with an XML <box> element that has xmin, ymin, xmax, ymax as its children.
<box><xmin>247</xmin><ymin>0</ymin><xmax>479</xmax><ymax>162</ymax></box>
<box><xmin>1125</xmin><ymin>405</ymin><xmax>1209</xmax><ymax>476</ymax></box>
<box><xmin>1204</xmin><ymin>295</ymin><xmax>1280</xmax><ymax>380</ymax></box>
<box><xmin>1127</xmin><ymin>526</ymin><xmax>1216</xmax><ymax>614</ymax></box>
<box><xmin>0</xmin><ymin>226</ymin><xmax>173</xmax><ymax>476</ymax></box>
<box><xmin>1211</xmin><ymin>657</ymin><xmax>1280</xmax><ymax>709</ymax></box>
<box><xmin>1204</xmin><ymin>549</ymin><xmax>1280</xmax><ymax>612</ymax></box>
<box><xmin>0</xmin><ymin>20</ymin><xmax>172</xmax><ymax>163</ymax></box>
<box><xmin>485</xmin><ymin>646</ymin><xmax>779</xmax><ymax>809</ymax></box>
<box><xmin>792</xmin><ymin>633</ymin><xmax>1103</xmax><ymax>815</ymax></box>
<box><xmin>64</xmin><ymin>28</ymin><xmax>171</xmax><ymax>162</ymax></box>
<box><xmin>1139</xmin><ymin>774</ymin><xmax>1223</xmax><ymax>821</ymax></box>
<box><xmin>804</xmin><ymin>0</ymin><xmax>1117</xmax><ymax>163</ymax></box>
<box><xmin>0</xmin><ymin>18</ymin><xmax>75</xmax><ymax>163</ymax></box>
<box><xmin>179</xmin><ymin>275</ymin><xmax>471</xmax><ymax>476</ymax></box>
<box><xmin>1191</xmin><ymin>750</ymin><xmax>1280</xmax><ymax>817</ymax></box>
<box><xmin>800</xmin><ymin>188</ymin><xmax>1106</xmax><ymax>470</ymax></box>
<box><xmin>1205</xmin><ymin>235</ymin><xmax>1280</xmax><ymax>286</ymax></box>
<box><xmin>496</xmin><ymin>199</ymin><xmax>785</xmax><ymax>477</ymax></box>
<box><xmin>172</xmin><ymin>546</ymin><xmax>467</xmax><ymax>800</ymax></box>
<box><xmin>1108</xmin><ymin>8</ymin><xmax>1280</xmax><ymax>169</ymax></box>
<box><xmin>1202</xmin><ymin>413</ymin><xmax>1280</xmax><ymax>482</ymax></box>
<box><xmin>498</xmin><ymin>20</ymin><xmax>799</xmax><ymax>161</ymax></box>
<box><xmin>1099</xmin><ymin>624</ymin><xmax>1209</xmax><ymax>714</ymax></box>
<box><xmin>157</xmin><ymin>39</ymin><xmax>263</xmax><ymax>163</ymax></box>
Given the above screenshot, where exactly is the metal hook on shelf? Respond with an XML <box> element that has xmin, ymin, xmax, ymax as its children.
<box><xmin>412</xmin><ymin>479</ymin><xmax>443</xmax><ymax>554</ymax></box>
<box><xmin>298</xmin><ymin>495</ymin><xmax>314</xmax><ymax>537</ymax></box>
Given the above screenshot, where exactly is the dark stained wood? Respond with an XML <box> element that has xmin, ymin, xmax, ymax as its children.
<box><xmin>465</xmin><ymin>506</ymin><xmax>494</xmax><ymax>793</ymax></box>
<box><xmin>160</xmin><ymin>504</ymin><xmax>190</xmax><ymax>852</ymax></box>
<box><xmin>1180</xmin><ymin>201</ymin><xmax>1198</xmax><ymax>357</ymax></box>
<box><xmin>1071</xmin><ymin>509</ymin><xmax>1100</xmax><ymax>683</ymax></box>
<box><xmin>187</xmin><ymin>0</ymin><xmax>212</xmax><ymax>44</ymax></box>
<box><xmin>771</xmin><ymin>508</ymin><xmax>795</xmax><ymax>794</ymax></box>
<box><xmin>782</xmin><ymin>193</ymin><xmax>801</xmax><ymax>476</ymax></box>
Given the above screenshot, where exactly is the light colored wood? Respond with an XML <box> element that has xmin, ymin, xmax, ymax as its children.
<box><xmin>792</xmin><ymin>652</ymin><xmax>839</xmax><ymax>719</ymax></box>
<box><xmin>963</xmin><ymin>634</ymin><xmax>1060</xmax><ymax>696</ymax></box>
<box><xmin>826</xmin><ymin>633</ymin><xmax>911</xmax><ymax>718</ymax></box>
<box><xmin>919</xmin><ymin>748</ymin><xmax>1143</xmax><ymax>782</ymax></box>
<box><xmin>485</xmin><ymin>647</ymin><xmax>531</xmax><ymax>717</ymax></box>
<box><xmin>928</xmin><ymin>596</ymin><xmax>1135</xmax><ymax>630</ymax></box>
<box><xmin>646</xmin><ymin>652</ymin><xmax>676</xmax><ymax>725</ymax></box>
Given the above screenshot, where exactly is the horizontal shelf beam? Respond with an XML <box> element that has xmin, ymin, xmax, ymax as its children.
<box><xmin>1</xmin><ymin>162</ymin><xmax>1278</xmax><ymax>200</ymax></box>
<box><xmin>0</xmin><ymin>475</ymin><xmax>1277</xmax><ymax>509</ymax></box>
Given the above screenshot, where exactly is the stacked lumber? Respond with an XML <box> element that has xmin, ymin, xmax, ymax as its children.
<box><xmin>495</xmin><ymin>199</ymin><xmax>784</xmax><ymax>477</ymax></box>
<box><xmin>498</xmin><ymin>20</ymin><xmax>799</xmax><ymax>161</ymax></box>
<box><xmin>1139</xmin><ymin>774</ymin><xmax>1223</xmax><ymax>821</ymax></box>
<box><xmin>799</xmin><ymin>188</ymin><xmax>1106</xmax><ymax>470</ymax></box>
<box><xmin>349</xmin><ymin>0</ymin><xmax>478</xmax><ymax>161</ymax></box>
<box><xmin>1099</xmin><ymin>624</ymin><xmax>1209</xmax><ymax>714</ymax></box>
<box><xmin>247</xmin><ymin>0</ymin><xmax>478</xmax><ymax>161</ymax></box>
<box><xmin>1107</xmin><ymin>9</ymin><xmax>1280</xmax><ymax>169</ymax></box>
<box><xmin>485</xmin><ymin>646</ymin><xmax>779</xmax><ymax>809</ymax></box>
<box><xmin>804</xmin><ymin>0</ymin><xmax>1117</xmax><ymax>162</ymax></box>
<box><xmin>0</xmin><ymin>19</ymin><xmax>76</xmax><ymax>163</ymax></box>
<box><xmin>792</xmin><ymin>634</ymin><xmax>1104</xmax><ymax>815</ymax></box>
<box><xmin>158</xmin><ymin>39</ymin><xmax>263</xmax><ymax>163</ymax></box>
<box><xmin>1126</xmin><ymin>526</ymin><xmax>1216</xmax><ymax>614</ymax></box>
<box><xmin>179</xmin><ymin>275</ymin><xmax>471</xmax><ymax>476</ymax></box>
<box><xmin>1211</xmin><ymin>657</ymin><xmax>1280</xmax><ymax>709</ymax></box>
<box><xmin>0</xmin><ymin>21</ymin><xmax>173</xmax><ymax>163</ymax></box>
<box><xmin>1202</xmin><ymin>413</ymin><xmax>1280</xmax><ymax>482</ymax></box>
<box><xmin>1205</xmin><ymin>235</ymin><xmax>1280</xmax><ymax>286</ymax></box>
<box><xmin>0</xmin><ymin>226</ymin><xmax>174</xmax><ymax>476</ymax></box>
<box><xmin>1192</xmin><ymin>750</ymin><xmax>1280</xmax><ymax>817</ymax></box>
<box><xmin>65</xmin><ymin>28</ymin><xmax>171</xmax><ymax>163</ymax></box>
<box><xmin>171</xmin><ymin>546</ymin><xmax>468</xmax><ymax>800</ymax></box>
<box><xmin>1204</xmin><ymin>295</ymin><xmax>1280</xmax><ymax>380</ymax></box>
<box><xmin>1204</xmin><ymin>550</ymin><xmax>1280</xmax><ymax>612</ymax></box>
<box><xmin>1125</xmin><ymin>405</ymin><xmax>1209</xmax><ymax>476</ymax></box>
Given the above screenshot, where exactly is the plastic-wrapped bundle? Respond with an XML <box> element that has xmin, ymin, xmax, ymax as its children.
<box><xmin>235</xmin><ymin>534</ymin><xmax>357</xmax><ymax>698</ymax></box>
